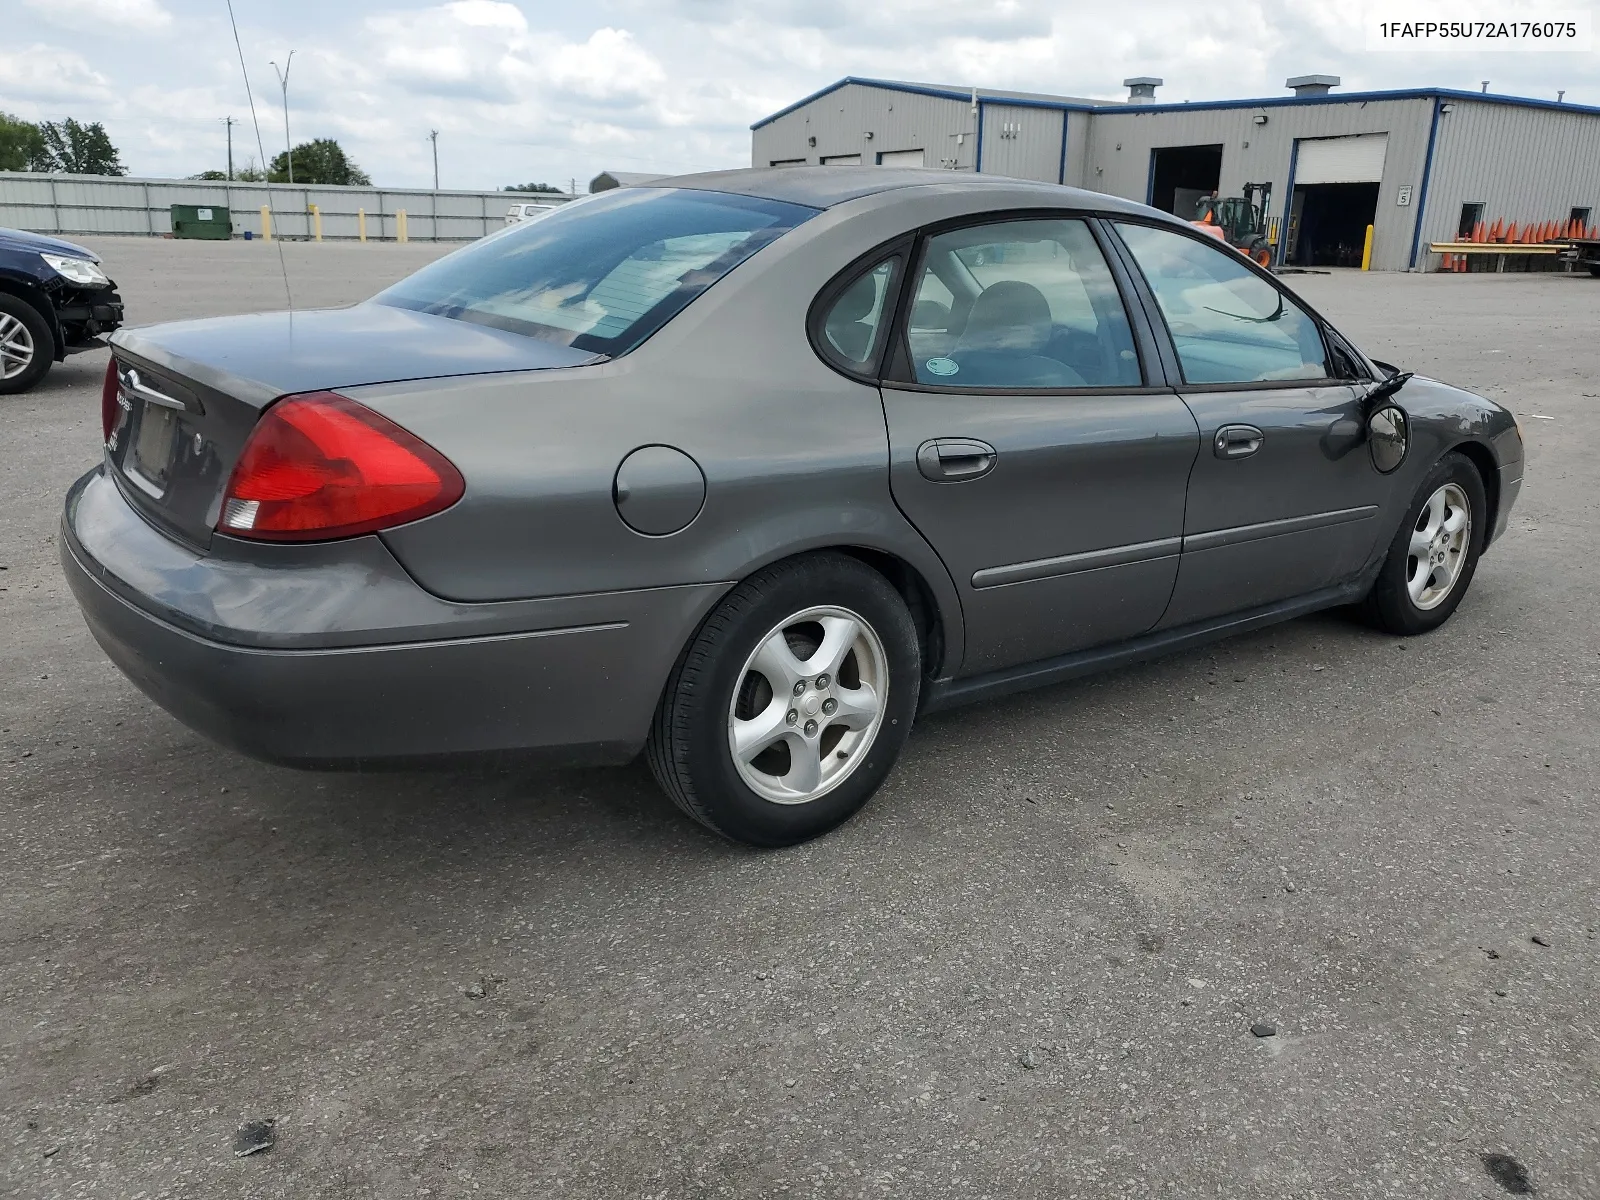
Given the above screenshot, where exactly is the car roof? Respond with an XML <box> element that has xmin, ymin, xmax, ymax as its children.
<box><xmin>655</xmin><ymin>166</ymin><xmax>1164</xmax><ymax>217</ymax></box>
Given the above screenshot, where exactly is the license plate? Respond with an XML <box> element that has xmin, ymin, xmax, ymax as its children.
<box><xmin>129</xmin><ymin>401</ymin><xmax>177</xmax><ymax>493</ymax></box>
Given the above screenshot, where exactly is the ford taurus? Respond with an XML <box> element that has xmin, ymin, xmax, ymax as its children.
<box><xmin>61</xmin><ymin>169</ymin><xmax>1524</xmax><ymax>846</ymax></box>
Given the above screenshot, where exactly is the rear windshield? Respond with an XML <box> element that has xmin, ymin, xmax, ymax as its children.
<box><xmin>377</xmin><ymin>187</ymin><xmax>817</xmax><ymax>357</ymax></box>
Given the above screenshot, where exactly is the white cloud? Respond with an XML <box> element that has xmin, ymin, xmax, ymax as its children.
<box><xmin>0</xmin><ymin>45</ymin><xmax>117</xmax><ymax>109</ymax></box>
<box><xmin>546</xmin><ymin>29</ymin><xmax>666</xmax><ymax>105</ymax></box>
<box><xmin>21</xmin><ymin>0</ymin><xmax>172</xmax><ymax>32</ymax></box>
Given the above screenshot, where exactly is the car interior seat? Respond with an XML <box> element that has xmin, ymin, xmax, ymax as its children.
<box><xmin>950</xmin><ymin>281</ymin><xmax>1085</xmax><ymax>387</ymax></box>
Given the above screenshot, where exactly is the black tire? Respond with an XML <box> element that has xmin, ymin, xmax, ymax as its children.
<box><xmin>1589</xmin><ymin>264</ymin><xmax>1600</xmax><ymax>278</ymax></box>
<box><xmin>647</xmin><ymin>552</ymin><xmax>920</xmax><ymax>847</ymax></box>
<box><xmin>1362</xmin><ymin>451</ymin><xmax>1487</xmax><ymax>635</ymax></box>
<box><xmin>0</xmin><ymin>293</ymin><xmax>54</xmax><ymax>396</ymax></box>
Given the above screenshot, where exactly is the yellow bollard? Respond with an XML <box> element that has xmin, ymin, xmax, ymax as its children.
<box><xmin>310</xmin><ymin>203</ymin><xmax>322</xmax><ymax>242</ymax></box>
<box><xmin>397</xmin><ymin>209</ymin><xmax>408</xmax><ymax>244</ymax></box>
<box><xmin>1360</xmin><ymin>224</ymin><xmax>1374</xmax><ymax>271</ymax></box>
<box><xmin>260</xmin><ymin>206</ymin><xmax>272</xmax><ymax>241</ymax></box>
<box><xmin>358</xmin><ymin>208</ymin><xmax>367</xmax><ymax>243</ymax></box>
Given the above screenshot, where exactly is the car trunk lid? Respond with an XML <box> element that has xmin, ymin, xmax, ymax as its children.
<box><xmin>105</xmin><ymin>303</ymin><xmax>599</xmax><ymax>548</ymax></box>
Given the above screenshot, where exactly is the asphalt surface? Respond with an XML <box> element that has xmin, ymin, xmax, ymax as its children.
<box><xmin>2</xmin><ymin>239</ymin><xmax>1597</xmax><ymax>1199</ymax></box>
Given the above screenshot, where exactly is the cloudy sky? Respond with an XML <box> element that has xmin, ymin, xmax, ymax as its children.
<box><xmin>4</xmin><ymin>0</ymin><xmax>1594</xmax><ymax>191</ymax></box>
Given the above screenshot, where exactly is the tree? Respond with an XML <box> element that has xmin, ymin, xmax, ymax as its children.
<box><xmin>268</xmin><ymin>139</ymin><xmax>370</xmax><ymax>186</ymax></box>
<box><xmin>0</xmin><ymin>113</ymin><xmax>49</xmax><ymax>172</ymax></box>
<box><xmin>504</xmin><ymin>182</ymin><xmax>562</xmax><ymax>193</ymax></box>
<box><xmin>191</xmin><ymin>169</ymin><xmax>229</xmax><ymax>180</ymax></box>
<box><xmin>38</xmin><ymin>119</ymin><xmax>125</xmax><ymax>175</ymax></box>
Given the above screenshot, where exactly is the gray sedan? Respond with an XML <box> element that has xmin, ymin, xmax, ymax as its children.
<box><xmin>62</xmin><ymin>169</ymin><xmax>1524</xmax><ymax>846</ymax></box>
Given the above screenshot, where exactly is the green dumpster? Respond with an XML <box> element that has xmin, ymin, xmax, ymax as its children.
<box><xmin>170</xmin><ymin>204</ymin><xmax>232</xmax><ymax>240</ymax></box>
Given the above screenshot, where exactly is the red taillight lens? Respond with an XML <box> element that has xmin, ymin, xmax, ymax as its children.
<box><xmin>101</xmin><ymin>357</ymin><xmax>119</xmax><ymax>441</ymax></box>
<box><xmin>218</xmin><ymin>391</ymin><xmax>464</xmax><ymax>541</ymax></box>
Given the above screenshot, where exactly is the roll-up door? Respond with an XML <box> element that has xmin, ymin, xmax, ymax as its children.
<box><xmin>877</xmin><ymin>149</ymin><xmax>925</xmax><ymax>167</ymax></box>
<box><xmin>1294</xmin><ymin>134</ymin><xmax>1388</xmax><ymax>184</ymax></box>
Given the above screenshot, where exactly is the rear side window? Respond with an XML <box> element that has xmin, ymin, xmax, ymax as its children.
<box><xmin>816</xmin><ymin>257</ymin><xmax>899</xmax><ymax>373</ymax></box>
<box><xmin>1115</xmin><ymin>222</ymin><xmax>1328</xmax><ymax>385</ymax></box>
<box><xmin>906</xmin><ymin>218</ymin><xmax>1140</xmax><ymax>389</ymax></box>
<box><xmin>378</xmin><ymin>188</ymin><xmax>817</xmax><ymax>357</ymax></box>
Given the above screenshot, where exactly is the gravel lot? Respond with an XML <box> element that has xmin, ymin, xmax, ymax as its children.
<box><xmin>2</xmin><ymin>238</ymin><xmax>1597</xmax><ymax>1199</ymax></box>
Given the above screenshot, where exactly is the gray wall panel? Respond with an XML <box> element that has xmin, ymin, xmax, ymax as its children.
<box><xmin>979</xmin><ymin>104</ymin><xmax>1066</xmax><ymax>183</ymax></box>
<box><xmin>1419</xmin><ymin>99</ymin><xmax>1600</xmax><ymax>260</ymax></box>
<box><xmin>753</xmin><ymin>83</ymin><xmax>975</xmax><ymax>170</ymax></box>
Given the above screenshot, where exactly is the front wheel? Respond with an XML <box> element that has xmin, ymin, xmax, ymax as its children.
<box><xmin>1362</xmin><ymin>452</ymin><xmax>1487</xmax><ymax>635</ymax></box>
<box><xmin>0</xmin><ymin>294</ymin><xmax>53</xmax><ymax>395</ymax></box>
<box><xmin>647</xmin><ymin>553</ymin><xmax>920</xmax><ymax>847</ymax></box>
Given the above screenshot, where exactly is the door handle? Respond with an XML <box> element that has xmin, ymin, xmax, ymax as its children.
<box><xmin>916</xmin><ymin>438</ymin><xmax>997</xmax><ymax>482</ymax></box>
<box><xmin>1214</xmin><ymin>424</ymin><xmax>1265</xmax><ymax>460</ymax></box>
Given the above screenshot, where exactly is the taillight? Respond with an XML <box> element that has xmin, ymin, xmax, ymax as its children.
<box><xmin>218</xmin><ymin>391</ymin><xmax>464</xmax><ymax>541</ymax></box>
<box><xmin>101</xmin><ymin>357</ymin><xmax>119</xmax><ymax>441</ymax></box>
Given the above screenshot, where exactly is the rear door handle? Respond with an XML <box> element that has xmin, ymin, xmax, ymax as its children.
<box><xmin>1214</xmin><ymin>424</ymin><xmax>1265</xmax><ymax>460</ymax></box>
<box><xmin>916</xmin><ymin>438</ymin><xmax>997</xmax><ymax>482</ymax></box>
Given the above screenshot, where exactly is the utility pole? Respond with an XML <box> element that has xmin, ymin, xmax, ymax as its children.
<box><xmin>269</xmin><ymin>50</ymin><xmax>296</xmax><ymax>184</ymax></box>
<box><xmin>221</xmin><ymin>116</ymin><xmax>237</xmax><ymax>180</ymax></box>
<box><xmin>429</xmin><ymin>129</ymin><xmax>439</xmax><ymax>190</ymax></box>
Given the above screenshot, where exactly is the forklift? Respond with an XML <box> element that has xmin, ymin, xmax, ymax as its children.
<box><xmin>1191</xmin><ymin>182</ymin><xmax>1274</xmax><ymax>267</ymax></box>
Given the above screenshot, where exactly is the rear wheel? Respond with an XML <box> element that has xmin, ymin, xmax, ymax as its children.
<box><xmin>647</xmin><ymin>553</ymin><xmax>920</xmax><ymax>847</ymax></box>
<box><xmin>0</xmin><ymin>294</ymin><xmax>53</xmax><ymax>395</ymax></box>
<box><xmin>1362</xmin><ymin>452</ymin><xmax>1486</xmax><ymax>635</ymax></box>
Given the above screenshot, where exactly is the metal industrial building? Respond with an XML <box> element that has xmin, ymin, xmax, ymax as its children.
<box><xmin>751</xmin><ymin>76</ymin><xmax>1600</xmax><ymax>271</ymax></box>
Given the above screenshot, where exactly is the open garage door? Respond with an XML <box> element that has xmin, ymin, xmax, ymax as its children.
<box><xmin>1286</xmin><ymin>134</ymin><xmax>1388</xmax><ymax>267</ymax></box>
<box><xmin>1295</xmin><ymin>134</ymin><xmax>1388</xmax><ymax>184</ymax></box>
<box><xmin>1149</xmin><ymin>145</ymin><xmax>1223</xmax><ymax>217</ymax></box>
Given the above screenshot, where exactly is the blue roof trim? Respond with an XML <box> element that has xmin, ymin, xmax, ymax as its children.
<box><xmin>750</xmin><ymin>77</ymin><xmax>1096</xmax><ymax>130</ymax></box>
<box><xmin>752</xmin><ymin>80</ymin><xmax>1600</xmax><ymax>131</ymax></box>
<box><xmin>1091</xmin><ymin>86</ymin><xmax>1600</xmax><ymax>117</ymax></box>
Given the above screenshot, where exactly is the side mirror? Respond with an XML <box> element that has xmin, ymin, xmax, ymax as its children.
<box><xmin>1368</xmin><ymin>404</ymin><xmax>1409</xmax><ymax>473</ymax></box>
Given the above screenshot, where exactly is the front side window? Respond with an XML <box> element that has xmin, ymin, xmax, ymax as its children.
<box><xmin>906</xmin><ymin>218</ymin><xmax>1141</xmax><ymax>389</ymax></box>
<box><xmin>818</xmin><ymin>258</ymin><xmax>898</xmax><ymax>371</ymax></box>
<box><xmin>1115</xmin><ymin>222</ymin><xmax>1328</xmax><ymax>385</ymax></box>
<box><xmin>378</xmin><ymin>188</ymin><xmax>817</xmax><ymax>357</ymax></box>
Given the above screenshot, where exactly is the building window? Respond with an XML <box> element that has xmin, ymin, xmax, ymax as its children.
<box><xmin>770</xmin><ymin>159</ymin><xmax>807</xmax><ymax>168</ymax></box>
<box><xmin>821</xmin><ymin>154</ymin><xmax>863</xmax><ymax>166</ymax></box>
<box><xmin>1457</xmin><ymin>203</ymin><xmax>1485</xmax><ymax>239</ymax></box>
<box><xmin>1571</xmin><ymin>206</ymin><xmax>1592</xmax><ymax>230</ymax></box>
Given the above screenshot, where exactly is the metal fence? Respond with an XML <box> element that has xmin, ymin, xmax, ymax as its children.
<box><xmin>0</xmin><ymin>173</ymin><xmax>573</xmax><ymax>241</ymax></box>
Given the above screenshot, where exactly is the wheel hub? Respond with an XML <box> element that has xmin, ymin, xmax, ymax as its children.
<box><xmin>727</xmin><ymin>605</ymin><xmax>888</xmax><ymax>806</ymax></box>
<box><xmin>1407</xmin><ymin>481</ymin><xmax>1472</xmax><ymax>611</ymax></box>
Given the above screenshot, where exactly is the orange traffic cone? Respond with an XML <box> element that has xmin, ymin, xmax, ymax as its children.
<box><xmin>1489</xmin><ymin>218</ymin><xmax>1504</xmax><ymax>241</ymax></box>
<box><xmin>1505</xmin><ymin>222</ymin><xmax>1519</xmax><ymax>243</ymax></box>
<box><xmin>1473</xmin><ymin>221</ymin><xmax>1486</xmax><ymax>243</ymax></box>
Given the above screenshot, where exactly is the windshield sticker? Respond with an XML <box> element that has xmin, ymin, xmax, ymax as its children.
<box><xmin>925</xmin><ymin>357</ymin><xmax>959</xmax><ymax>377</ymax></box>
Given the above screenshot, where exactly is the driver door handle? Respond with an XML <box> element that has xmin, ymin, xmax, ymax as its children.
<box><xmin>917</xmin><ymin>438</ymin><xmax>997</xmax><ymax>482</ymax></box>
<box><xmin>1214</xmin><ymin>424</ymin><xmax>1265</xmax><ymax>460</ymax></box>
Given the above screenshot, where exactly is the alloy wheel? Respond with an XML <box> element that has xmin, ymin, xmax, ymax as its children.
<box><xmin>1407</xmin><ymin>481</ymin><xmax>1471</xmax><ymax>610</ymax></box>
<box><xmin>0</xmin><ymin>312</ymin><xmax>35</xmax><ymax>381</ymax></box>
<box><xmin>727</xmin><ymin>605</ymin><xmax>888</xmax><ymax>805</ymax></box>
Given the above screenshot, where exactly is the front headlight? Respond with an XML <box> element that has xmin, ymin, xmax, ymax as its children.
<box><xmin>40</xmin><ymin>253</ymin><xmax>109</xmax><ymax>287</ymax></box>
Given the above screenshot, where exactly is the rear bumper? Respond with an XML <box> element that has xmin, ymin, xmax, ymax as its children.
<box><xmin>61</xmin><ymin>468</ymin><xmax>726</xmax><ymax>767</ymax></box>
